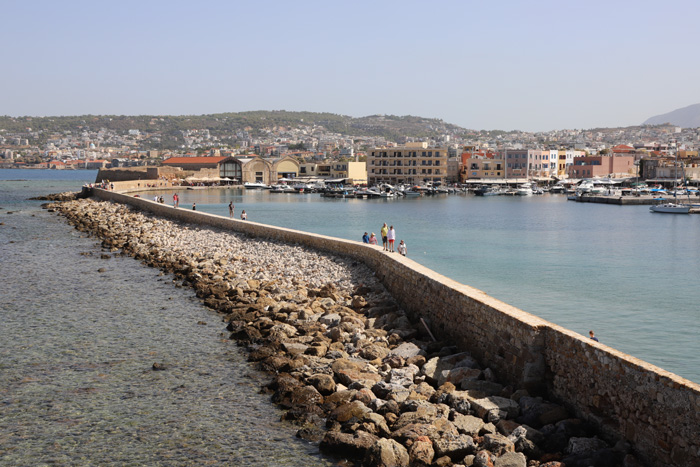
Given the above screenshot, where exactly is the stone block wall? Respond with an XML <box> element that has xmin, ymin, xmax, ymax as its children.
<box><xmin>91</xmin><ymin>188</ymin><xmax>700</xmax><ymax>466</ymax></box>
<box><xmin>544</xmin><ymin>324</ymin><xmax>700</xmax><ymax>466</ymax></box>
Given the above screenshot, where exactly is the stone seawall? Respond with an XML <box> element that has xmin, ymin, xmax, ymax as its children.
<box><xmin>92</xmin><ymin>188</ymin><xmax>700</xmax><ymax>466</ymax></box>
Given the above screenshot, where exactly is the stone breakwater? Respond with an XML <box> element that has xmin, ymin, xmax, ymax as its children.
<box><xmin>47</xmin><ymin>198</ymin><xmax>642</xmax><ymax>467</ymax></box>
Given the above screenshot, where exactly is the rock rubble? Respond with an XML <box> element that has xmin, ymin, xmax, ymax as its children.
<box><xmin>48</xmin><ymin>198</ymin><xmax>640</xmax><ymax>467</ymax></box>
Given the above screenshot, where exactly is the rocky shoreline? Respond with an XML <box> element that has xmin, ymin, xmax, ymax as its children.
<box><xmin>45</xmin><ymin>198</ymin><xmax>641</xmax><ymax>467</ymax></box>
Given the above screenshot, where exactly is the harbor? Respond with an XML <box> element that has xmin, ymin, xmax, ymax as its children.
<box><xmin>3</xmin><ymin>170</ymin><xmax>700</xmax><ymax>466</ymax></box>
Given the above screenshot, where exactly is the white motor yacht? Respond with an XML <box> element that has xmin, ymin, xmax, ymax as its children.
<box><xmin>515</xmin><ymin>182</ymin><xmax>533</xmax><ymax>196</ymax></box>
<box><xmin>244</xmin><ymin>181</ymin><xmax>270</xmax><ymax>189</ymax></box>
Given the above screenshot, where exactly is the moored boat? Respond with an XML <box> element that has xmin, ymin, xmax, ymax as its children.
<box><xmin>649</xmin><ymin>203</ymin><xmax>690</xmax><ymax>214</ymax></box>
<box><xmin>244</xmin><ymin>181</ymin><xmax>270</xmax><ymax>189</ymax></box>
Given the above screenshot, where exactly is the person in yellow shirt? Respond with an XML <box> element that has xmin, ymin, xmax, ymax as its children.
<box><xmin>380</xmin><ymin>223</ymin><xmax>388</xmax><ymax>251</ymax></box>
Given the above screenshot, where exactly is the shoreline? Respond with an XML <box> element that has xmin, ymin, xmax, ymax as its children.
<box><xmin>45</xmin><ymin>196</ymin><xmax>644</xmax><ymax>467</ymax></box>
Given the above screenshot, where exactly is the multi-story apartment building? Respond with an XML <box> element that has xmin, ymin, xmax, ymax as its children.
<box><xmin>501</xmin><ymin>149</ymin><xmax>528</xmax><ymax>178</ymax></box>
<box><xmin>555</xmin><ymin>149</ymin><xmax>585</xmax><ymax>178</ymax></box>
<box><xmin>527</xmin><ymin>150</ymin><xmax>558</xmax><ymax>178</ymax></box>
<box><xmin>460</xmin><ymin>151</ymin><xmax>504</xmax><ymax>181</ymax></box>
<box><xmin>367</xmin><ymin>142</ymin><xmax>447</xmax><ymax>185</ymax></box>
<box><xmin>567</xmin><ymin>155</ymin><xmax>635</xmax><ymax>178</ymax></box>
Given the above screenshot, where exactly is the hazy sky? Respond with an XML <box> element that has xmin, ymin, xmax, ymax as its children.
<box><xmin>2</xmin><ymin>0</ymin><xmax>698</xmax><ymax>132</ymax></box>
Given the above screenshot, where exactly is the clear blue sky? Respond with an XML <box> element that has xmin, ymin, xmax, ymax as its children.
<box><xmin>2</xmin><ymin>0</ymin><xmax>698</xmax><ymax>132</ymax></box>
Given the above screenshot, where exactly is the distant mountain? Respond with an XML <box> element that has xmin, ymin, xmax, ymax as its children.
<box><xmin>643</xmin><ymin>103</ymin><xmax>700</xmax><ymax>127</ymax></box>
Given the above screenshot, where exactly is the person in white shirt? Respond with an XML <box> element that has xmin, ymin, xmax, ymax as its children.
<box><xmin>397</xmin><ymin>240</ymin><xmax>407</xmax><ymax>256</ymax></box>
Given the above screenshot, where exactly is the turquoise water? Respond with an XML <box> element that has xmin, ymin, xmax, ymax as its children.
<box><xmin>174</xmin><ymin>187</ymin><xmax>700</xmax><ymax>384</ymax></box>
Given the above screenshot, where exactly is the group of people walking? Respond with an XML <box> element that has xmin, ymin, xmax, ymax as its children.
<box><xmin>363</xmin><ymin>223</ymin><xmax>407</xmax><ymax>256</ymax></box>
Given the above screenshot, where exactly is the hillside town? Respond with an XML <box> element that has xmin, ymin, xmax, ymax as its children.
<box><xmin>1</xmin><ymin>114</ymin><xmax>699</xmax><ymax>186</ymax></box>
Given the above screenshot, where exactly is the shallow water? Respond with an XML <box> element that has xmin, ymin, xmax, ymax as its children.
<box><xmin>0</xmin><ymin>171</ymin><xmax>334</xmax><ymax>466</ymax></box>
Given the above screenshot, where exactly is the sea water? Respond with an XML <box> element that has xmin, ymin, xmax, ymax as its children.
<box><xmin>0</xmin><ymin>170</ymin><xmax>333</xmax><ymax>466</ymax></box>
<box><xmin>174</xmin><ymin>187</ymin><xmax>700</xmax><ymax>384</ymax></box>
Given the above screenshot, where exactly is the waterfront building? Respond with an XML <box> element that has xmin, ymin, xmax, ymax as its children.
<box><xmin>268</xmin><ymin>155</ymin><xmax>300</xmax><ymax>180</ymax></box>
<box><xmin>500</xmin><ymin>149</ymin><xmax>528</xmax><ymax>179</ymax></box>
<box><xmin>162</xmin><ymin>156</ymin><xmax>230</xmax><ymax>172</ymax></box>
<box><xmin>567</xmin><ymin>154</ymin><xmax>635</xmax><ymax>178</ymax></box>
<box><xmin>367</xmin><ymin>142</ymin><xmax>448</xmax><ymax>186</ymax></box>
<box><xmin>330</xmin><ymin>161</ymin><xmax>367</xmax><ymax>185</ymax></box>
<box><xmin>460</xmin><ymin>150</ymin><xmax>504</xmax><ymax>182</ymax></box>
<box><xmin>298</xmin><ymin>162</ymin><xmax>319</xmax><ymax>178</ymax></box>
<box><xmin>162</xmin><ymin>156</ymin><xmax>243</xmax><ymax>182</ymax></box>
<box><xmin>555</xmin><ymin>149</ymin><xmax>585</xmax><ymax>178</ymax></box>
<box><xmin>237</xmin><ymin>156</ymin><xmax>273</xmax><ymax>184</ymax></box>
<box><xmin>527</xmin><ymin>150</ymin><xmax>557</xmax><ymax>179</ymax></box>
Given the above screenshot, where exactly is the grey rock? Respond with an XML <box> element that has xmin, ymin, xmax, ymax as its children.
<box><xmin>472</xmin><ymin>397</ymin><xmax>520</xmax><ymax>422</ymax></box>
<box><xmin>482</xmin><ymin>433</ymin><xmax>514</xmax><ymax>456</ymax></box>
<box><xmin>568</xmin><ymin>436</ymin><xmax>609</xmax><ymax>455</ymax></box>
<box><xmin>319</xmin><ymin>313</ymin><xmax>341</xmax><ymax>327</ymax></box>
<box><xmin>389</xmin><ymin>342</ymin><xmax>424</xmax><ymax>359</ymax></box>
<box><xmin>453</xmin><ymin>414</ymin><xmax>485</xmax><ymax>436</ymax></box>
<box><xmin>493</xmin><ymin>452</ymin><xmax>526</xmax><ymax>467</ymax></box>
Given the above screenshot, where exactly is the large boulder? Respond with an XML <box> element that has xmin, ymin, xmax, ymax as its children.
<box><xmin>307</xmin><ymin>373</ymin><xmax>336</xmax><ymax>396</ymax></box>
<box><xmin>482</xmin><ymin>433</ymin><xmax>515</xmax><ymax>456</ymax></box>
<box><xmin>386</xmin><ymin>365</ymin><xmax>419</xmax><ymax>387</ymax></box>
<box><xmin>389</xmin><ymin>342</ymin><xmax>424</xmax><ymax>359</ymax></box>
<box><xmin>372</xmin><ymin>381</ymin><xmax>412</xmax><ymax>403</ymax></box>
<box><xmin>364</xmin><ymin>437</ymin><xmax>409</xmax><ymax>467</ymax></box>
<box><xmin>320</xmin><ymin>430</ymin><xmax>379</xmax><ymax>459</ymax></box>
<box><xmin>452</xmin><ymin>413</ymin><xmax>485</xmax><ymax>436</ymax></box>
<box><xmin>437</xmin><ymin>367</ymin><xmax>482</xmax><ymax>387</ymax></box>
<box><xmin>446</xmin><ymin>390</ymin><xmax>471</xmax><ymax>414</ymax></box>
<box><xmin>567</xmin><ymin>436</ymin><xmax>609</xmax><ymax>455</ymax></box>
<box><xmin>392</xmin><ymin>403</ymin><xmax>440</xmax><ymax>430</ymax></box>
<box><xmin>331</xmin><ymin>358</ymin><xmax>382</xmax><ymax>388</ymax></box>
<box><xmin>471</xmin><ymin>396</ymin><xmax>520</xmax><ymax>423</ymax></box>
<box><xmin>328</xmin><ymin>400</ymin><xmax>371</xmax><ymax>424</ymax></box>
<box><xmin>408</xmin><ymin>435</ymin><xmax>434</xmax><ymax>466</ymax></box>
<box><xmin>360</xmin><ymin>343</ymin><xmax>390</xmax><ymax>361</ymax></box>
<box><xmin>517</xmin><ymin>396</ymin><xmax>568</xmax><ymax>428</ymax></box>
<box><xmin>422</xmin><ymin>352</ymin><xmax>480</xmax><ymax>384</ymax></box>
<box><xmin>391</xmin><ymin>423</ymin><xmax>438</xmax><ymax>445</ymax></box>
<box><xmin>494</xmin><ymin>451</ymin><xmax>526</xmax><ymax>467</ymax></box>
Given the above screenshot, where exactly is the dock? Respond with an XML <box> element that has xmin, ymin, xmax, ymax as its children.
<box><xmin>573</xmin><ymin>194</ymin><xmax>700</xmax><ymax>212</ymax></box>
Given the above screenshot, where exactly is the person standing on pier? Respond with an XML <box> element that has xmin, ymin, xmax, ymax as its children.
<box><xmin>241</xmin><ymin>210</ymin><xmax>247</xmax><ymax>220</ymax></box>
<box><xmin>398</xmin><ymin>239</ymin><xmax>407</xmax><ymax>256</ymax></box>
<box><xmin>387</xmin><ymin>225</ymin><xmax>396</xmax><ymax>252</ymax></box>
<box><xmin>362</xmin><ymin>232</ymin><xmax>369</xmax><ymax>243</ymax></box>
<box><xmin>381</xmin><ymin>223</ymin><xmax>388</xmax><ymax>251</ymax></box>
<box><xmin>228</xmin><ymin>202</ymin><xmax>234</xmax><ymax>217</ymax></box>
